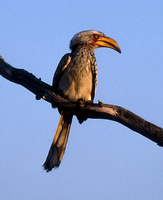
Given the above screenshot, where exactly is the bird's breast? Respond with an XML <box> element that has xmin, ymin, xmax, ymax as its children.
<box><xmin>59</xmin><ymin>61</ymin><xmax>94</xmax><ymax>101</ymax></box>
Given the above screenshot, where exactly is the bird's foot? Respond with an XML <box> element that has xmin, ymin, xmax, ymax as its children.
<box><xmin>77</xmin><ymin>99</ymin><xmax>93</xmax><ymax>106</ymax></box>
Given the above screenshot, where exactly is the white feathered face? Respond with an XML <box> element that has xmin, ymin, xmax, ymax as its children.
<box><xmin>70</xmin><ymin>30</ymin><xmax>104</xmax><ymax>49</ymax></box>
<box><xmin>70</xmin><ymin>30</ymin><xmax>121</xmax><ymax>53</ymax></box>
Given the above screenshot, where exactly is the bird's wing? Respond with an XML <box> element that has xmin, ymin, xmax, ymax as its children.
<box><xmin>90</xmin><ymin>57</ymin><xmax>97</xmax><ymax>101</ymax></box>
<box><xmin>52</xmin><ymin>53</ymin><xmax>72</xmax><ymax>90</ymax></box>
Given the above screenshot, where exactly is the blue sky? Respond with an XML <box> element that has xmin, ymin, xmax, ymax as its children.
<box><xmin>0</xmin><ymin>1</ymin><xmax>163</xmax><ymax>200</ymax></box>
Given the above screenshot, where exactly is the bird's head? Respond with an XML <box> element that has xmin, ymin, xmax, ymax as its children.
<box><xmin>70</xmin><ymin>30</ymin><xmax>121</xmax><ymax>53</ymax></box>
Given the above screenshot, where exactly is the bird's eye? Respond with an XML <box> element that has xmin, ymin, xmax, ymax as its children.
<box><xmin>94</xmin><ymin>34</ymin><xmax>99</xmax><ymax>40</ymax></box>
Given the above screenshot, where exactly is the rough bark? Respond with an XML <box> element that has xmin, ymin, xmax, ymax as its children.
<box><xmin>0</xmin><ymin>56</ymin><xmax>163</xmax><ymax>147</ymax></box>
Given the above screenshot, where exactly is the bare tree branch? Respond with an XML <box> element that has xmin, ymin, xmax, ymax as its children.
<box><xmin>1</xmin><ymin>56</ymin><xmax>163</xmax><ymax>147</ymax></box>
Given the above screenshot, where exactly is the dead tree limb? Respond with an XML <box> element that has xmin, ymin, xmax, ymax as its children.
<box><xmin>0</xmin><ymin>56</ymin><xmax>163</xmax><ymax>147</ymax></box>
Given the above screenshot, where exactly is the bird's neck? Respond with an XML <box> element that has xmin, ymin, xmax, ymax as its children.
<box><xmin>71</xmin><ymin>45</ymin><xmax>95</xmax><ymax>58</ymax></box>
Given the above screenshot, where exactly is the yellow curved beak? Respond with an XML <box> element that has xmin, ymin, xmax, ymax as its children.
<box><xmin>95</xmin><ymin>36</ymin><xmax>121</xmax><ymax>53</ymax></box>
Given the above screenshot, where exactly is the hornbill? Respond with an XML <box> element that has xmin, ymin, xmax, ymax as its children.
<box><xmin>43</xmin><ymin>30</ymin><xmax>121</xmax><ymax>172</ymax></box>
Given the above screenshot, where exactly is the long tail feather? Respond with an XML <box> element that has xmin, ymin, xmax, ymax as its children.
<box><xmin>43</xmin><ymin>112</ymin><xmax>73</xmax><ymax>172</ymax></box>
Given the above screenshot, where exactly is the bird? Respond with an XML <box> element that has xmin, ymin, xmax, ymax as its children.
<box><xmin>43</xmin><ymin>30</ymin><xmax>121</xmax><ymax>172</ymax></box>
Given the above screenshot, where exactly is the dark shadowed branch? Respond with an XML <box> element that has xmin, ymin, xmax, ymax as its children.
<box><xmin>0</xmin><ymin>56</ymin><xmax>163</xmax><ymax>147</ymax></box>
